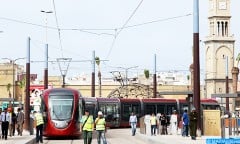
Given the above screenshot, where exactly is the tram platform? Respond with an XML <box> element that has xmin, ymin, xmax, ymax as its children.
<box><xmin>0</xmin><ymin>130</ymin><xmax>35</xmax><ymax>144</ymax></box>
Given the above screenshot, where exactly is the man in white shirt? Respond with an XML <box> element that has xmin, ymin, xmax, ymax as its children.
<box><xmin>129</xmin><ymin>112</ymin><xmax>137</xmax><ymax>136</ymax></box>
<box><xmin>1</xmin><ymin>108</ymin><xmax>10</xmax><ymax>140</ymax></box>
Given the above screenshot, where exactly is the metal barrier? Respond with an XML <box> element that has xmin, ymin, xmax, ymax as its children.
<box><xmin>139</xmin><ymin>116</ymin><xmax>146</xmax><ymax>134</ymax></box>
<box><xmin>221</xmin><ymin>117</ymin><xmax>240</xmax><ymax>138</ymax></box>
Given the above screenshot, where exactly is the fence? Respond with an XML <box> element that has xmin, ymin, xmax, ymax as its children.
<box><xmin>221</xmin><ymin>117</ymin><xmax>240</xmax><ymax>138</ymax></box>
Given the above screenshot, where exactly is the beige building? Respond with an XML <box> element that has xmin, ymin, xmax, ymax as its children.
<box><xmin>205</xmin><ymin>0</ymin><xmax>235</xmax><ymax>108</ymax></box>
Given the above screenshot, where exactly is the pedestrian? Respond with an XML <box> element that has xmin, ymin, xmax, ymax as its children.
<box><xmin>170</xmin><ymin>110</ymin><xmax>178</xmax><ymax>135</ymax></box>
<box><xmin>80</xmin><ymin>109</ymin><xmax>94</xmax><ymax>144</ymax></box>
<box><xmin>1</xmin><ymin>108</ymin><xmax>10</xmax><ymax>140</ymax></box>
<box><xmin>95</xmin><ymin>111</ymin><xmax>107</xmax><ymax>144</ymax></box>
<box><xmin>150</xmin><ymin>113</ymin><xmax>158</xmax><ymax>136</ymax></box>
<box><xmin>33</xmin><ymin>111</ymin><xmax>44</xmax><ymax>143</ymax></box>
<box><xmin>8</xmin><ymin>108</ymin><xmax>12</xmax><ymax>137</ymax></box>
<box><xmin>182</xmin><ymin>109</ymin><xmax>189</xmax><ymax>137</ymax></box>
<box><xmin>10</xmin><ymin>110</ymin><xmax>17</xmax><ymax>136</ymax></box>
<box><xmin>129</xmin><ymin>112</ymin><xmax>137</xmax><ymax>136</ymax></box>
<box><xmin>160</xmin><ymin>113</ymin><xmax>168</xmax><ymax>135</ymax></box>
<box><xmin>189</xmin><ymin>107</ymin><xmax>198</xmax><ymax>140</ymax></box>
<box><xmin>16</xmin><ymin>108</ymin><xmax>24</xmax><ymax>136</ymax></box>
<box><xmin>0</xmin><ymin>108</ymin><xmax>2</xmax><ymax>137</ymax></box>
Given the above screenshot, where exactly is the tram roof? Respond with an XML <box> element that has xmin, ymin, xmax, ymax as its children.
<box><xmin>141</xmin><ymin>98</ymin><xmax>176</xmax><ymax>103</ymax></box>
<box><xmin>97</xmin><ymin>97</ymin><xmax>120</xmax><ymax>103</ymax></box>
<box><xmin>119</xmin><ymin>98</ymin><xmax>141</xmax><ymax>103</ymax></box>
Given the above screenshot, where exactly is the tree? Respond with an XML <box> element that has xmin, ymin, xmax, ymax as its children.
<box><xmin>6</xmin><ymin>83</ymin><xmax>12</xmax><ymax>96</ymax></box>
<box><xmin>95</xmin><ymin>56</ymin><xmax>102</xmax><ymax>97</ymax></box>
<box><xmin>144</xmin><ymin>69</ymin><xmax>150</xmax><ymax>97</ymax></box>
<box><xmin>17</xmin><ymin>76</ymin><xmax>26</xmax><ymax>102</ymax></box>
<box><xmin>6</xmin><ymin>83</ymin><xmax>12</xmax><ymax>107</ymax></box>
<box><xmin>144</xmin><ymin>69</ymin><xmax>150</xmax><ymax>79</ymax></box>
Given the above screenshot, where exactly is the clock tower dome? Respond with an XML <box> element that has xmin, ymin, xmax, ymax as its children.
<box><xmin>204</xmin><ymin>0</ymin><xmax>235</xmax><ymax>100</ymax></box>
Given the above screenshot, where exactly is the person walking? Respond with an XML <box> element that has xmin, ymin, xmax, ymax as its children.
<box><xmin>129</xmin><ymin>112</ymin><xmax>137</xmax><ymax>136</ymax></box>
<box><xmin>80</xmin><ymin>109</ymin><xmax>94</xmax><ymax>144</ymax></box>
<box><xmin>0</xmin><ymin>108</ymin><xmax>2</xmax><ymax>137</ymax></box>
<box><xmin>182</xmin><ymin>109</ymin><xmax>189</xmax><ymax>137</ymax></box>
<box><xmin>1</xmin><ymin>108</ymin><xmax>10</xmax><ymax>140</ymax></box>
<box><xmin>95</xmin><ymin>111</ymin><xmax>107</xmax><ymax>144</ymax></box>
<box><xmin>33</xmin><ymin>111</ymin><xmax>44</xmax><ymax>143</ymax></box>
<box><xmin>160</xmin><ymin>113</ymin><xmax>168</xmax><ymax>135</ymax></box>
<box><xmin>189</xmin><ymin>107</ymin><xmax>198</xmax><ymax>140</ymax></box>
<box><xmin>150</xmin><ymin>113</ymin><xmax>158</xmax><ymax>136</ymax></box>
<box><xmin>16</xmin><ymin>108</ymin><xmax>24</xmax><ymax>136</ymax></box>
<box><xmin>10</xmin><ymin>110</ymin><xmax>16</xmax><ymax>136</ymax></box>
<box><xmin>170</xmin><ymin>110</ymin><xmax>178</xmax><ymax>135</ymax></box>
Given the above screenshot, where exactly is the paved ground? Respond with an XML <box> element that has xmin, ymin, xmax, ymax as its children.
<box><xmin>0</xmin><ymin>130</ymin><xmax>35</xmax><ymax>144</ymax></box>
<box><xmin>3</xmin><ymin>128</ymin><xmax>237</xmax><ymax>144</ymax></box>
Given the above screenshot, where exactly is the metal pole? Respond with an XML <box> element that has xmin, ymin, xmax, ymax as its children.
<box><xmin>25</xmin><ymin>37</ymin><xmax>31</xmax><ymax>134</ymax></box>
<box><xmin>44</xmin><ymin>44</ymin><xmax>48</xmax><ymax>89</ymax></box>
<box><xmin>91</xmin><ymin>51</ymin><xmax>95</xmax><ymax>97</ymax></box>
<box><xmin>153</xmin><ymin>54</ymin><xmax>157</xmax><ymax>98</ymax></box>
<box><xmin>226</xmin><ymin>56</ymin><xmax>229</xmax><ymax>112</ymax></box>
<box><xmin>62</xmin><ymin>74</ymin><xmax>65</xmax><ymax>88</ymax></box>
<box><xmin>12</xmin><ymin>61</ymin><xmax>15</xmax><ymax>108</ymax></box>
<box><xmin>193</xmin><ymin>0</ymin><xmax>201</xmax><ymax>130</ymax></box>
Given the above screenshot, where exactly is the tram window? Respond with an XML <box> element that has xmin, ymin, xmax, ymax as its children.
<box><xmin>180</xmin><ymin>105</ymin><xmax>188</xmax><ymax>115</ymax></box>
<box><xmin>122</xmin><ymin>104</ymin><xmax>131</xmax><ymax>121</ymax></box>
<box><xmin>100</xmin><ymin>104</ymin><xmax>120</xmax><ymax>122</ymax></box>
<box><xmin>156</xmin><ymin>105</ymin><xmax>165</xmax><ymax>115</ymax></box>
<box><xmin>132</xmin><ymin>104</ymin><xmax>140</xmax><ymax>117</ymax></box>
<box><xmin>145</xmin><ymin>104</ymin><xmax>155</xmax><ymax>115</ymax></box>
<box><xmin>166</xmin><ymin>104</ymin><xmax>177</xmax><ymax>115</ymax></box>
<box><xmin>50</xmin><ymin>97</ymin><xmax>73</xmax><ymax>120</ymax></box>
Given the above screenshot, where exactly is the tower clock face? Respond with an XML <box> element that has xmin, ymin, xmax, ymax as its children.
<box><xmin>219</xmin><ymin>2</ymin><xmax>226</xmax><ymax>10</ymax></box>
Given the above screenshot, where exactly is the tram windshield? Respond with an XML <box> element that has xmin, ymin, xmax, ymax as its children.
<box><xmin>49</xmin><ymin>95</ymin><xmax>73</xmax><ymax>120</ymax></box>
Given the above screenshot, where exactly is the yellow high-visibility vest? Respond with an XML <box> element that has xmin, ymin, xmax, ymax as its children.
<box><xmin>95</xmin><ymin>118</ymin><xmax>106</xmax><ymax>131</ymax></box>
<box><xmin>35</xmin><ymin>113</ymin><xmax>44</xmax><ymax>126</ymax></box>
<box><xmin>82</xmin><ymin>115</ymin><xmax>94</xmax><ymax>131</ymax></box>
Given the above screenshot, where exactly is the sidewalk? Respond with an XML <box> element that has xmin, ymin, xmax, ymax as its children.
<box><xmin>0</xmin><ymin>130</ymin><xmax>35</xmax><ymax>144</ymax></box>
<box><xmin>135</xmin><ymin>128</ymin><xmax>224</xmax><ymax>144</ymax></box>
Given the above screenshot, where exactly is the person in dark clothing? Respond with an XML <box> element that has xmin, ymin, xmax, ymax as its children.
<box><xmin>11</xmin><ymin>112</ymin><xmax>17</xmax><ymax>136</ymax></box>
<box><xmin>160</xmin><ymin>113</ymin><xmax>168</xmax><ymax>135</ymax></box>
<box><xmin>189</xmin><ymin>107</ymin><xmax>198</xmax><ymax>140</ymax></box>
<box><xmin>1</xmin><ymin>108</ymin><xmax>10</xmax><ymax>140</ymax></box>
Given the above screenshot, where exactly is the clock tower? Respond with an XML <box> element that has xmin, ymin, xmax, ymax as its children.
<box><xmin>204</xmin><ymin>0</ymin><xmax>235</xmax><ymax>100</ymax></box>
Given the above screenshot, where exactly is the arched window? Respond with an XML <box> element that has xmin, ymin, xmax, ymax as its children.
<box><xmin>225</xmin><ymin>22</ymin><xmax>228</xmax><ymax>36</ymax></box>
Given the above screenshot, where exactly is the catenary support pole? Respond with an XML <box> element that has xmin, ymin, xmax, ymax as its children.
<box><xmin>193</xmin><ymin>0</ymin><xmax>201</xmax><ymax>130</ymax></box>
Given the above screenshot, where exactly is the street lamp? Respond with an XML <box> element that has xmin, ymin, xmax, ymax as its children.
<box><xmin>2</xmin><ymin>57</ymin><xmax>25</xmax><ymax>108</ymax></box>
<box><xmin>40</xmin><ymin>10</ymin><xmax>53</xmax><ymax>43</ymax></box>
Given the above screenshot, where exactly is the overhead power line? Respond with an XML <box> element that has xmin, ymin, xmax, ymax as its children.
<box><xmin>105</xmin><ymin>0</ymin><xmax>144</xmax><ymax>59</ymax></box>
<box><xmin>52</xmin><ymin>0</ymin><xmax>64</xmax><ymax>58</ymax></box>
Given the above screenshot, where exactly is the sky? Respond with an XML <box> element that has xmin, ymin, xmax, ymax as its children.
<box><xmin>0</xmin><ymin>0</ymin><xmax>240</xmax><ymax>80</ymax></box>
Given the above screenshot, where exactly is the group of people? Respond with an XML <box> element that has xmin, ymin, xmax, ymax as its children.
<box><xmin>0</xmin><ymin>107</ymin><xmax>44</xmax><ymax>143</ymax></box>
<box><xmin>0</xmin><ymin>107</ymin><xmax>24</xmax><ymax>140</ymax></box>
<box><xmin>129</xmin><ymin>108</ymin><xmax>198</xmax><ymax>140</ymax></box>
<box><xmin>80</xmin><ymin>109</ymin><xmax>107</xmax><ymax>144</ymax></box>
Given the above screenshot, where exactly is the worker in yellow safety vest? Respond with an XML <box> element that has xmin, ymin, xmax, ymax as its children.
<box><xmin>80</xmin><ymin>109</ymin><xmax>94</xmax><ymax>144</ymax></box>
<box><xmin>33</xmin><ymin>111</ymin><xmax>44</xmax><ymax>143</ymax></box>
<box><xmin>95</xmin><ymin>111</ymin><xmax>107</xmax><ymax>144</ymax></box>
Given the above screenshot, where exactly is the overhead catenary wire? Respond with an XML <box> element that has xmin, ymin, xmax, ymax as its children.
<box><xmin>0</xmin><ymin>13</ymin><xmax>191</xmax><ymax>36</ymax></box>
<box><xmin>105</xmin><ymin>0</ymin><xmax>144</xmax><ymax>59</ymax></box>
<box><xmin>52</xmin><ymin>0</ymin><xmax>64</xmax><ymax>58</ymax></box>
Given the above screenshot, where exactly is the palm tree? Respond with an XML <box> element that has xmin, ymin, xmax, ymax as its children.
<box><xmin>6</xmin><ymin>83</ymin><xmax>12</xmax><ymax>107</ymax></box>
<box><xmin>144</xmin><ymin>69</ymin><xmax>150</xmax><ymax>79</ymax></box>
<box><xmin>144</xmin><ymin>69</ymin><xmax>150</xmax><ymax>97</ymax></box>
<box><xmin>95</xmin><ymin>56</ymin><xmax>102</xmax><ymax>97</ymax></box>
<box><xmin>17</xmin><ymin>76</ymin><xmax>26</xmax><ymax>102</ymax></box>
